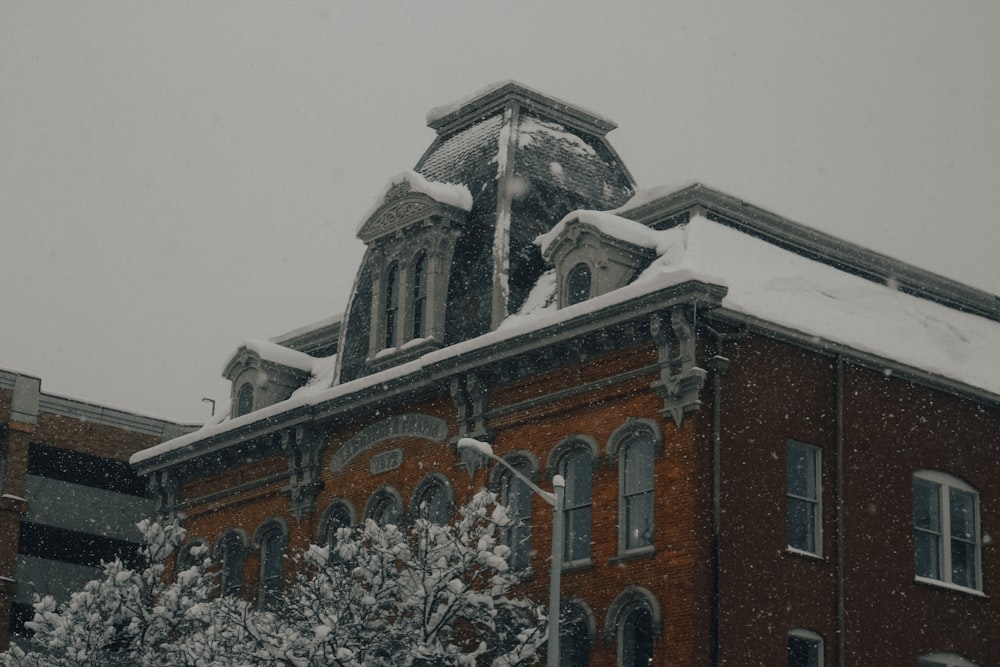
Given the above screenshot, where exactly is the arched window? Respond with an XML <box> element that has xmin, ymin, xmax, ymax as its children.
<box><xmin>236</xmin><ymin>383</ymin><xmax>254</xmax><ymax>417</ymax></box>
<box><xmin>918</xmin><ymin>653</ymin><xmax>979</xmax><ymax>667</ymax></box>
<box><xmin>913</xmin><ymin>470</ymin><xmax>981</xmax><ymax>590</ymax></box>
<box><xmin>605</xmin><ymin>587</ymin><xmax>660</xmax><ymax>667</ymax></box>
<box><xmin>365</xmin><ymin>487</ymin><xmax>404</xmax><ymax>528</ymax></box>
<box><xmin>491</xmin><ymin>452</ymin><xmax>537</xmax><ymax>571</ymax></box>
<box><xmin>567</xmin><ymin>263</ymin><xmax>592</xmax><ymax>306</ymax></box>
<box><xmin>384</xmin><ymin>263</ymin><xmax>400</xmax><ymax>348</ymax></box>
<box><xmin>412</xmin><ymin>252</ymin><xmax>428</xmax><ymax>339</ymax></box>
<box><xmin>176</xmin><ymin>538</ymin><xmax>210</xmax><ymax>575</ymax></box>
<box><xmin>559</xmin><ymin>598</ymin><xmax>595</xmax><ymax>667</ymax></box>
<box><xmin>411</xmin><ymin>473</ymin><xmax>453</xmax><ymax>524</ymax></box>
<box><xmin>788</xmin><ymin>628</ymin><xmax>823</xmax><ymax>667</ymax></box>
<box><xmin>318</xmin><ymin>499</ymin><xmax>356</xmax><ymax>551</ymax></box>
<box><xmin>254</xmin><ymin>518</ymin><xmax>288</xmax><ymax>611</ymax></box>
<box><xmin>549</xmin><ymin>437</ymin><xmax>597</xmax><ymax>565</ymax></box>
<box><xmin>609</xmin><ymin>420</ymin><xmax>660</xmax><ymax>554</ymax></box>
<box><xmin>216</xmin><ymin>529</ymin><xmax>248</xmax><ymax>598</ymax></box>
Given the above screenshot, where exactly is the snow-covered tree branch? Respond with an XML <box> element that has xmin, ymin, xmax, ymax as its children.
<box><xmin>0</xmin><ymin>490</ymin><xmax>546</xmax><ymax>667</ymax></box>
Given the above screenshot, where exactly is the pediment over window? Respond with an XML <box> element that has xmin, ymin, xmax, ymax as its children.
<box><xmin>539</xmin><ymin>211</ymin><xmax>658</xmax><ymax>308</ymax></box>
<box><xmin>357</xmin><ymin>171</ymin><xmax>472</xmax><ymax>244</ymax></box>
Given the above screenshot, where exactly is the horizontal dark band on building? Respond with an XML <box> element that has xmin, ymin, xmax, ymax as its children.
<box><xmin>28</xmin><ymin>442</ymin><xmax>147</xmax><ymax>496</ymax></box>
<box><xmin>18</xmin><ymin>522</ymin><xmax>142</xmax><ymax>569</ymax></box>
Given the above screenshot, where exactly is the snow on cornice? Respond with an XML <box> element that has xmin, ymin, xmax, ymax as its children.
<box><xmin>536</xmin><ymin>210</ymin><xmax>663</xmax><ymax>256</ymax></box>
<box><xmin>227</xmin><ymin>339</ymin><xmax>318</xmax><ymax>374</ymax></box>
<box><xmin>133</xmin><ymin>214</ymin><xmax>1000</xmax><ymax>468</ymax></box>
<box><xmin>131</xmin><ymin>265</ymin><xmax>724</xmax><ymax>467</ymax></box>
<box><xmin>356</xmin><ymin>170</ymin><xmax>472</xmax><ymax>234</ymax></box>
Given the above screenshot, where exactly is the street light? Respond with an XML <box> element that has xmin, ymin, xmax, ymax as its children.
<box><xmin>457</xmin><ymin>437</ymin><xmax>566</xmax><ymax>667</ymax></box>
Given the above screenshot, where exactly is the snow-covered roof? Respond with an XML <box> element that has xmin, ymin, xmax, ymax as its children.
<box><xmin>227</xmin><ymin>339</ymin><xmax>319</xmax><ymax>375</ymax></box>
<box><xmin>537</xmin><ymin>210</ymin><xmax>663</xmax><ymax>256</ymax></box>
<box><xmin>133</xmin><ymin>209</ymin><xmax>1000</xmax><ymax>468</ymax></box>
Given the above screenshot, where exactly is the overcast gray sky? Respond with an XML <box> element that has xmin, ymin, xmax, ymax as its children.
<box><xmin>2</xmin><ymin>1</ymin><xmax>998</xmax><ymax>423</ymax></box>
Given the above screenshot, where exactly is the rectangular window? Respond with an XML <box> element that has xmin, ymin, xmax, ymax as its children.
<box><xmin>913</xmin><ymin>471</ymin><xmax>981</xmax><ymax>591</ymax></box>
<box><xmin>788</xmin><ymin>631</ymin><xmax>823</xmax><ymax>667</ymax></box>
<box><xmin>787</xmin><ymin>441</ymin><xmax>821</xmax><ymax>555</ymax></box>
<box><xmin>623</xmin><ymin>438</ymin><xmax>654</xmax><ymax>551</ymax></box>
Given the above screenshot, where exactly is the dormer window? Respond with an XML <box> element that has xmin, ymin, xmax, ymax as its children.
<box><xmin>567</xmin><ymin>262</ymin><xmax>593</xmax><ymax>305</ymax></box>
<box><xmin>235</xmin><ymin>383</ymin><xmax>255</xmax><ymax>417</ymax></box>
<box><xmin>223</xmin><ymin>340</ymin><xmax>314</xmax><ymax>418</ymax></box>
<box><xmin>539</xmin><ymin>211</ymin><xmax>658</xmax><ymax>310</ymax></box>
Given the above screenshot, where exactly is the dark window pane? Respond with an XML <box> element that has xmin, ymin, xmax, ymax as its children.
<box><xmin>787</xmin><ymin>635</ymin><xmax>821</xmax><ymax>667</ymax></box>
<box><xmin>787</xmin><ymin>497</ymin><xmax>816</xmax><ymax>553</ymax></box>
<box><xmin>620</xmin><ymin>606</ymin><xmax>653</xmax><ymax>667</ymax></box>
<box><xmin>236</xmin><ymin>383</ymin><xmax>254</xmax><ymax>417</ymax></box>
<box><xmin>567</xmin><ymin>263</ymin><xmax>592</xmax><ymax>306</ymax></box>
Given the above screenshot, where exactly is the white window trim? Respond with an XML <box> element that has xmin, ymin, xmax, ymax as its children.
<box><xmin>786</xmin><ymin>441</ymin><xmax>822</xmax><ymax>557</ymax></box>
<box><xmin>913</xmin><ymin>470</ymin><xmax>983</xmax><ymax>593</ymax></box>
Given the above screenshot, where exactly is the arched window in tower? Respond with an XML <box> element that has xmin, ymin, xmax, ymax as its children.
<box><xmin>412</xmin><ymin>252</ymin><xmax>428</xmax><ymax>339</ymax></box>
<box><xmin>236</xmin><ymin>383</ymin><xmax>254</xmax><ymax>417</ymax></box>
<box><xmin>567</xmin><ymin>263</ymin><xmax>592</xmax><ymax>306</ymax></box>
<box><xmin>384</xmin><ymin>263</ymin><xmax>400</xmax><ymax>349</ymax></box>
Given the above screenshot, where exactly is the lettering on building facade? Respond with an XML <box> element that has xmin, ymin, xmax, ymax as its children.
<box><xmin>330</xmin><ymin>413</ymin><xmax>449</xmax><ymax>472</ymax></box>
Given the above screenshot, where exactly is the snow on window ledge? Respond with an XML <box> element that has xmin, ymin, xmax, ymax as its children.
<box><xmin>914</xmin><ymin>575</ymin><xmax>987</xmax><ymax>598</ymax></box>
<box><xmin>785</xmin><ymin>546</ymin><xmax>825</xmax><ymax>561</ymax></box>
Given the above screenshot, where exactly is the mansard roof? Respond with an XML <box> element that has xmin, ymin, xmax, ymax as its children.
<box><xmin>131</xmin><ymin>87</ymin><xmax>1000</xmax><ymax>473</ymax></box>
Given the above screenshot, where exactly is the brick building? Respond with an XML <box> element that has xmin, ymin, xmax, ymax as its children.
<box><xmin>0</xmin><ymin>370</ymin><xmax>192</xmax><ymax>650</ymax></box>
<box><xmin>132</xmin><ymin>83</ymin><xmax>1000</xmax><ymax>666</ymax></box>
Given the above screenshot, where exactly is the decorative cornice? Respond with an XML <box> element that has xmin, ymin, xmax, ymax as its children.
<box><xmin>133</xmin><ymin>279</ymin><xmax>727</xmax><ymax>475</ymax></box>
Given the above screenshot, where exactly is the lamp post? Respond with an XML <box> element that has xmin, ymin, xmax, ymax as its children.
<box><xmin>457</xmin><ymin>437</ymin><xmax>565</xmax><ymax>667</ymax></box>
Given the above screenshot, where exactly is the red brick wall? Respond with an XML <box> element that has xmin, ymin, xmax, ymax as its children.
<box><xmin>715</xmin><ymin>333</ymin><xmax>1000</xmax><ymax>665</ymax></box>
<box><xmin>176</xmin><ymin>343</ymin><xmax>711</xmax><ymax>665</ymax></box>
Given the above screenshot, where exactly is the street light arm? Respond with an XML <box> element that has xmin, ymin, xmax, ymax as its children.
<box><xmin>457</xmin><ymin>437</ymin><xmax>557</xmax><ymax>506</ymax></box>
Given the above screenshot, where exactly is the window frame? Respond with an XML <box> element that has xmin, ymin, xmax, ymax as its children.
<box><xmin>489</xmin><ymin>451</ymin><xmax>538</xmax><ymax>572</ymax></box>
<box><xmin>410</xmin><ymin>473</ymin><xmax>454</xmax><ymax>524</ymax></box>
<box><xmin>786</xmin><ymin>440</ymin><xmax>823</xmax><ymax>557</ymax></box>
<box><xmin>548</xmin><ymin>436</ymin><xmax>598</xmax><ymax>567</ymax></box>
<box><xmin>235</xmin><ymin>382</ymin><xmax>255</xmax><ymax>417</ymax></box>
<box><xmin>383</xmin><ymin>262</ymin><xmax>400</xmax><ymax>349</ymax></box>
<box><xmin>318</xmin><ymin>499</ymin><xmax>356</xmax><ymax>551</ymax></box>
<box><xmin>608</xmin><ymin>420</ymin><xmax>661</xmax><ymax>556</ymax></box>
<box><xmin>604</xmin><ymin>586</ymin><xmax>661</xmax><ymax>667</ymax></box>
<box><xmin>215</xmin><ymin>529</ymin><xmax>249</xmax><ymax>598</ymax></box>
<box><xmin>559</xmin><ymin>598</ymin><xmax>596</xmax><ymax>667</ymax></box>
<box><xmin>787</xmin><ymin>628</ymin><xmax>824</xmax><ymax>667</ymax></box>
<box><xmin>566</xmin><ymin>262</ymin><xmax>593</xmax><ymax>306</ymax></box>
<box><xmin>412</xmin><ymin>251</ymin><xmax>429</xmax><ymax>340</ymax></box>
<box><xmin>253</xmin><ymin>518</ymin><xmax>288</xmax><ymax>612</ymax></box>
<box><xmin>364</xmin><ymin>486</ymin><xmax>405</xmax><ymax>529</ymax></box>
<box><xmin>913</xmin><ymin>470</ymin><xmax>982</xmax><ymax>593</ymax></box>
